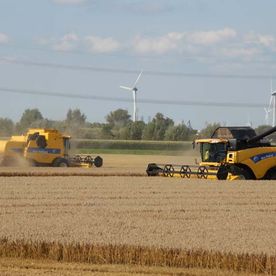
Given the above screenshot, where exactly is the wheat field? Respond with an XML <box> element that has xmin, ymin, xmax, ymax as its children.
<box><xmin>0</xmin><ymin>154</ymin><xmax>275</xmax><ymax>274</ymax></box>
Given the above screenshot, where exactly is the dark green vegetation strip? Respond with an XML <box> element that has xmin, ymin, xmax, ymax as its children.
<box><xmin>73</xmin><ymin>140</ymin><xmax>192</xmax><ymax>155</ymax></box>
<box><xmin>78</xmin><ymin>148</ymin><xmax>186</xmax><ymax>155</ymax></box>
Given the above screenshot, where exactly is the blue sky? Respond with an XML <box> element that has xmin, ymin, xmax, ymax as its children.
<box><xmin>1</xmin><ymin>0</ymin><xmax>276</xmax><ymax>129</ymax></box>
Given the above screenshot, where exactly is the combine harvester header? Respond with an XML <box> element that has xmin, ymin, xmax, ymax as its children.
<box><xmin>147</xmin><ymin>126</ymin><xmax>276</xmax><ymax>180</ymax></box>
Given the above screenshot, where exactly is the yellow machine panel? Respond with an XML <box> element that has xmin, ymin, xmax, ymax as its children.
<box><xmin>24</xmin><ymin>129</ymin><xmax>66</xmax><ymax>165</ymax></box>
<box><xmin>0</xmin><ymin>141</ymin><xmax>7</xmax><ymax>154</ymax></box>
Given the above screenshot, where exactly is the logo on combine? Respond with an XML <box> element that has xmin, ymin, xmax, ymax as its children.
<box><xmin>27</xmin><ymin>148</ymin><xmax>61</xmax><ymax>154</ymax></box>
<box><xmin>250</xmin><ymin>152</ymin><xmax>276</xmax><ymax>163</ymax></box>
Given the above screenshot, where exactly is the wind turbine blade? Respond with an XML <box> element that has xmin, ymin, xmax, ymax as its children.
<box><xmin>269</xmin><ymin>95</ymin><xmax>273</xmax><ymax>109</ymax></box>
<box><xmin>132</xmin><ymin>70</ymin><xmax>143</xmax><ymax>88</ymax></box>
<box><xmin>120</xmin><ymin>86</ymin><xmax>132</xmax><ymax>91</ymax></box>
<box><xmin>264</xmin><ymin>108</ymin><xmax>269</xmax><ymax>120</ymax></box>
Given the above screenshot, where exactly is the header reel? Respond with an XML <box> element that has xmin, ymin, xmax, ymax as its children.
<box><xmin>70</xmin><ymin>155</ymin><xmax>103</xmax><ymax>168</ymax></box>
<box><xmin>146</xmin><ymin>163</ymin><xmax>219</xmax><ymax>179</ymax></box>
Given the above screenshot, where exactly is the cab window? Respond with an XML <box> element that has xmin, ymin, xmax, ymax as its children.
<box><xmin>200</xmin><ymin>142</ymin><xmax>226</xmax><ymax>162</ymax></box>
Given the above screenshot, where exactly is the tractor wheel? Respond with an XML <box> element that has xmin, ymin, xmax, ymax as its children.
<box><xmin>266</xmin><ymin>168</ymin><xmax>276</xmax><ymax>180</ymax></box>
<box><xmin>229</xmin><ymin>165</ymin><xmax>252</xmax><ymax>180</ymax></box>
<box><xmin>94</xmin><ymin>156</ymin><xmax>103</xmax><ymax>168</ymax></box>
<box><xmin>216</xmin><ymin>165</ymin><xmax>229</xmax><ymax>180</ymax></box>
<box><xmin>235</xmin><ymin>168</ymin><xmax>251</xmax><ymax>180</ymax></box>
<box><xmin>53</xmin><ymin>158</ymin><xmax>69</xmax><ymax>167</ymax></box>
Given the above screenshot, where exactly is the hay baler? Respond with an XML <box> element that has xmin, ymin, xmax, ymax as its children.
<box><xmin>146</xmin><ymin>126</ymin><xmax>276</xmax><ymax>180</ymax></box>
<box><xmin>0</xmin><ymin>128</ymin><xmax>103</xmax><ymax>168</ymax></box>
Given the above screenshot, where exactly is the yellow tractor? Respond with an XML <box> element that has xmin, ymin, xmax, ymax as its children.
<box><xmin>146</xmin><ymin>126</ymin><xmax>276</xmax><ymax>180</ymax></box>
<box><xmin>0</xmin><ymin>128</ymin><xmax>103</xmax><ymax>168</ymax></box>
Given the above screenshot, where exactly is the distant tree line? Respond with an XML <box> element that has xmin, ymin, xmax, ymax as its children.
<box><xmin>0</xmin><ymin>108</ymin><xmax>275</xmax><ymax>141</ymax></box>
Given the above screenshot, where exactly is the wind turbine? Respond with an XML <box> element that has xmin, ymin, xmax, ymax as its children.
<box><xmin>120</xmin><ymin>71</ymin><xmax>143</xmax><ymax>122</ymax></box>
<box><xmin>265</xmin><ymin>80</ymin><xmax>276</xmax><ymax>126</ymax></box>
<box><xmin>272</xmin><ymin>79</ymin><xmax>276</xmax><ymax>127</ymax></box>
<box><xmin>246</xmin><ymin>114</ymin><xmax>252</xmax><ymax>127</ymax></box>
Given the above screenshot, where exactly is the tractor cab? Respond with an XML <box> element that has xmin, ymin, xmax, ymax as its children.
<box><xmin>196</xmin><ymin>127</ymin><xmax>257</xmax><ymax>166</ymax></box>
<box><xmin>195</xmin><ymin>138</ymin><xmax>228</xmax><ymax>165</ymax></box>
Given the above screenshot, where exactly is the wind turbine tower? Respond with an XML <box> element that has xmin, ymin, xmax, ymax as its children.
<box><xmin>120</xmin><ymin>71</ymin><xmax>143</xmax><ymax>122</ymax></box>
<box><xmin>272</xmin><ymin>79</ymin><xmax>276</xmax><ymax>127</ymax></box>
<box><xmin>266</xmin><ymin>80</ymin><xmax>276</xmax><ymax>127</ymax></box>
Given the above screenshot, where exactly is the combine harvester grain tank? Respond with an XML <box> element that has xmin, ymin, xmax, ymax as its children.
<box><xmin>147</xmin><ymin>126</ymin><xmax>276</xmax><ymax>180</ymax></box>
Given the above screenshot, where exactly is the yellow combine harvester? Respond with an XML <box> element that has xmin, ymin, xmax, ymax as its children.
<box><xmin>146</xmin><ymin>126</ymin><xmax>276</xmax><ymax>180</ymax></box>
<box><xmin>0</xmin><ymin>128</ymin><xmax>103</xmax><ymax>168</ymax></box>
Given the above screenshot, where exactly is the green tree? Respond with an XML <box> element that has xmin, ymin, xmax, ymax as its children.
<box><xmin>106</xmin><ymin>109</ymin><xmax>131</xmax><ymax>128</ymax></box>
<box><xmin>65</xmin><ymin>109</ymin><xmax>86</xmax><ymax>126</ymax></box>
<box><xmin>165</xmin><ymin>122</ymin><xmax>196</xmax><ymax>141</ymax></box>
<box><xmin>81</xmin><ymin>122</ymin><xmax>104</xmax><ymax>139</ymax></box>
<box><xmin>16</xmin><ymin>108</ymin><xmax>44</xmax><ymax>132</ymax></box>
<box><xmin>101</xmin><ymin>124</ymin><xmax>114</xmax><ymax>139</ymax></box>
<box><xmin>142</xmin><ymin>113</ymin><xmax>174</xmax><ymax>140</ymax></box>
<box><xmin>64</xmin><ymin>109</ymin><xmax>87</xmax><ymax>137</ymax></box>
<box><xmin>0</xmin><ymin>118</ymin><xmax>14</xmax><ymax>137</ymax></box>
<box><xmin>142</xmin><ymin>121</ymin><xmax>155</xmax><ymax>140</ymax></box>
<box><xmin>129</xmin><ymin>121</ymin><xmax>146</xmax><ymax>140</ymax></box>
<box><xmin>119</xmin><ymin>121</ymin><xmax>146</xmax><ymax>140</ymax></box>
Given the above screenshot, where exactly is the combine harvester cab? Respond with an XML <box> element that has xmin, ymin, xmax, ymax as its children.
<box><xmin>147</xmin><ymin>126</ymin><xmax>276</xmax><ymax>180</ymax></box>
<box><xmin>0</xmin><ymin>128</ymin><xmax>103</xmax><ymax>168</ymax></box>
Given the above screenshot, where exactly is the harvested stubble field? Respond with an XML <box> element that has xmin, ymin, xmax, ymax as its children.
<box><xmin>0</xmin><ymin>153</ymin><xmax>197</xmax><ymax>176</ymax></box>
<box><xmin>0</xmin><ymin>257</ymin><xmax>264</xmax><ymax>276</ymax></box>
<box><xmin>0</xmin><ymin>154</ymin><xmax>275</xmax><ymax>275</ymax></box>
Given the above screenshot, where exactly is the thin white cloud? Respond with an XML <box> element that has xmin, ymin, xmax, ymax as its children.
<box><xmin>123</xmin><ymin>1</ymin><xmax>173</xmax><ymax>14</ymax></box>
<box><xmin>35</xmin><ymin>28</ymin><xmax>276</xmax><ymax>63</ymax></box>
<box><xmin>245</xmin><ymin>32</ymin><xmax>275</xmax><ymax>48</ymax></box>
<box><xmin>133</xmin><ymin>28</ymin><xmax>237</xmax><ymax>54</ymax></box>
<box><xmin>186</xmin><ymin>28</ymin><xmax>237</xmax><ymax>45</ymax></box>
<box><xmin>0</xmin><ymin>33</ymin><xmax>9</xmax><ymax>44</ymax></box>
<box><xmin>220</xmin><ymin>47</ymin><xmax>260</xmax><ymax>60</ymax></box>
<box><xmin>53</xmin><ymin>33</ymin><xmax>79</xmax><ymax>51</ymax></box>
<box><xmin>36</xmin><ymin>33</ymin><xmax>120</xmax><ymax>53</ymax></box>
<box><xmin>133</xmin><ymin>32</ymin><xmax>184</xmax><ymax>54</ymax></box>
<box><xmin>52</xmin><ymin>0</ymin><xmax>87</xmax><ymax>5</ymax></box>
<box><xmin>85</xmin><ymin>35</ymin><xmax>120</xmax><ymax>53</ymax></box>
<box><xmin>35</xmin><ymin>36</ymin><xmax>53</xmax><ymax>46</ymax></box>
